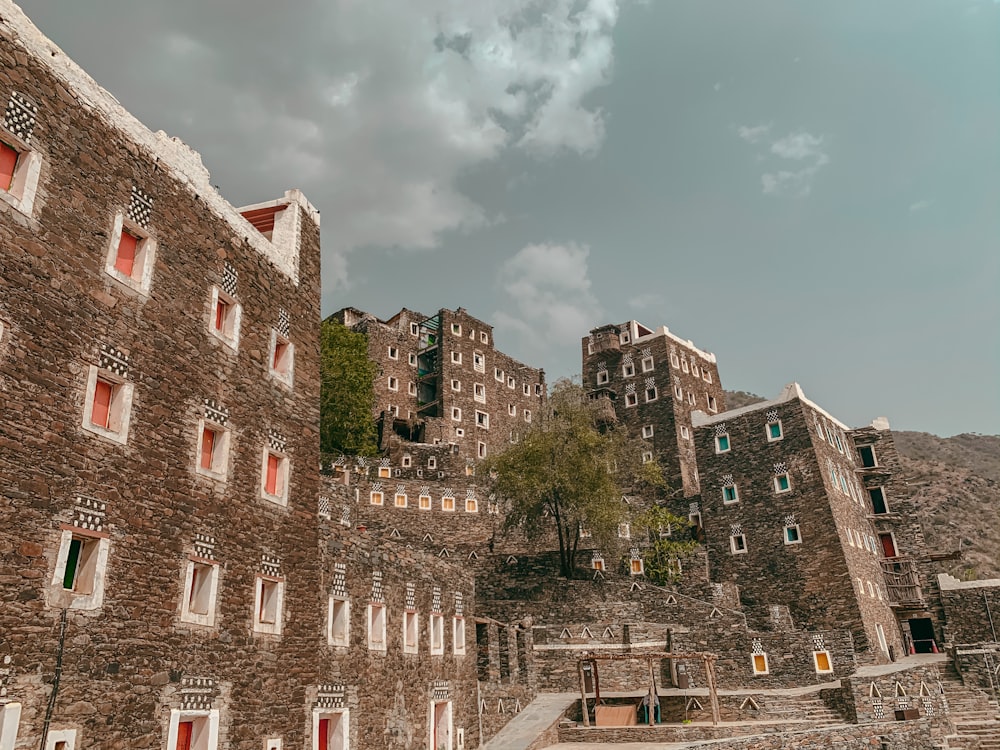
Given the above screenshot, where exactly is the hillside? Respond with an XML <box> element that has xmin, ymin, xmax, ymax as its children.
<box><xmin>723</xmin><ymin>393</ymin><xmax>999</xmax><ymax>579</ymax></box>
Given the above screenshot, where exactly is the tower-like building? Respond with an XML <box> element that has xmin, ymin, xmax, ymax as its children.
<box><xmin>582</xmin><ymin>320</ymin><xmax>727</xmax><ymax>496</ymax></box>
<box><xmin>331</xmin><ymin>306</ymin><xmax>545</xmax><ymax>461</ymax></box>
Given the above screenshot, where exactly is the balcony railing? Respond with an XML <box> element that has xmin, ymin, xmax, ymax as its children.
<box><xmin>881</xmin><ymin>557</ymin><xmax>923</xmax><ymax>606</ymax></box>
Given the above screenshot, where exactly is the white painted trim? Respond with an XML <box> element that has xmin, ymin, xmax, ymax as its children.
<box><xmin>167</xmin><ymin>708</ymin><xmax>220</xmax><ymax>750</ymax></box>
<box><xmin>81</xmin><ymin>365</ymin><xmax>134</xmax><ymax>445</ymax></box>
<box><xmin>328</xmin><ymin>595</ymin><xmax>351</xmax><ymax>647</ymax></box>
<box><xmin>208</xmin><ymin>286</ymin><xmax>242</xmax><ymax>352</ymax></box>
<box><xmin>260</xmin><ymin>447</ymin><xmax>290</xmax><ymax>506</ymax></box>
<box><xmin>692</xmin><ymin>382</ymin><xmax>849</xmax><ymax>430</ymax></box>
<box><xmin>0</xmin><ymin>130</ymin><xmax>42</xmax><ymax>218</ymax></box>
<box><xmin>252</xmin><ymin>575</ymin><xmax>284</xmax><ymax>636</ymax></box>
<box><xmin>103</xmin><ymin>212</ymin><xmax>158</xmax><ymax>296</ymax></box>
<box><xmin>43</xmin><ymin>728</ymin><xmax>77</xmax><ymax>750</ymax></box>
<box><xmin>312</xmin><ymin>708</ymin><xmax>349</xmax><ymax>750</ymax></box>
<box><xmin>179</xmin><ymin>559</ymin><xmax>220</xmax><ymax>627</ymax></box>
<box><xmin>50</xmin><ymin>530</ymin><xmax>110</xmax><ymax>610</ymax></box>
<box><xmin>429</xmin><ymin>700</ymin><xmax>453</xmax><ymax>750</ymax></box>
<box><xmin>195</xmin><ymin>418</ymin><xmax>231</xmax><ymax>482</ymax></box>
<box><xmin>0</xmin><ymin>703</ymin><xmax>21</xmax><ymax>750</ymax></box>
<box><xmin>267</xmin><ymin>330</ymin><xmax>295</xmax><ymax>389</ymax></box>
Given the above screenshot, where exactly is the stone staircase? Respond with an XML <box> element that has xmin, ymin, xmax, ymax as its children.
<box><xmin>939</xmin><ymin>662</ymin><xmax>1000</xmax><ymax>750</ymax></box>
<box><xmin>756</xmin><ymin>691</ymin><xmax>846</xmax><ymax>726</ymax></box>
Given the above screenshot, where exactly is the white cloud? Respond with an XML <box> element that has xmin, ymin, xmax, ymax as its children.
<box><xmin>739</xmin><ymin>125</ymin><xmax>830</xmax><ymax>197</ymax></box>
<box><xmin>493</xmin><ymin>242</ymin><xmax>603</xmax><ymax>364</ymax></box>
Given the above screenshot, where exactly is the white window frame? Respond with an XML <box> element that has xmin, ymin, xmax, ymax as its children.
<box><xmin>508</xmin><ymin>404</ymin><xmax>516</xmax><ymax>416</ymax></box>
<box><xmin>312</xmin><ymin>708</ymin><xmax>350</xmax><ymax>750</ymax></box>
<box><xmin>641</xmin><ymin>356</ymin><xmax>654</xmax><ymax>373</ymax></box>
<box><xmin>195</xmin><ymin>418</ymin><xmax>231</xmax><ymax>481</ymax></box>
<box><xmin>0</xmin><ymin>128</ymin><xmax>41</xmax><ymax>217</ymax></box>
<box><xmin>167</xmin><ymin>710</ymin><xmax>220</xmax><ymax>750</ymax></box>
<box><xmin>481</xmin><ymin>331</ymin><xmax>489</xmax><ymax>344</ymax></box>
<box><xmin>681</xmin><ymin>359</ymin><xmax>689</xmax><ymax>373</ymax></box>
<box><xmin>268</xmin><ymin>329</ymin><xmax>295</xmax><ymax>388</ymax></box>
<box><xmin>494</xmin><ymin>368</ymin><xmax>504</xmax><ymax>382</ymax></box>
<box><xmin>630</xmin><ymin>558</ymin><xmax>645</xmax><ymax>576</ymax></box>
<box><xmin>442</xmin><ymin>495</ymin><xmax>456</xmax><ymax>512</ymax></box>
<box><xmin>419</xmin><ymin>494</ymin><xmax>432</xmax><ymax>510</ymax></box>
<box><xmin>773</xmin><ymin>473</ymin><xmax>791</xmax><ymax>494</ymax></box>
<box><xmin>43</xmin><ymin>728</ymin><xmax>78</xmax><ymax>750</ymax></box>
<box><xmin>388</xmin><ymin>346</ymin><xmax>398</xmax><ymax>360</ymax></box>
<box><xmin>523</xmin><ymin>409</ymin><xmax>532</xmax><ymax>423</ymax></box>
<box><xmin>641</xmin><ymin>425</ymin><xmax>654</xmax><ymax>439</ymax></box>
<box><xmin>451</xmin><ymin>351</ymin><xmax>462</xmax><ymax>364</ymax></box>
<box><xmin>477</xmin><ymin>441</ymin><xmax>487</xmax><ymax>459</ymax></box>
<box><xmin>715</xmin><ymin>434</ymin><xmax>731</xmax><ymax>453</ymax></box>
<box><xmin>730</xmin><ymin>534</ymin><xmax>748</xmax><ymax>555</ymax></box>
<box><xmin>253</xmin><ymin>575</ymin><xmax>285</xmax><ymax>635</ymax></box>
<box><xmin>641</xmin><ymin>451</ymin><xmax>654</xmax><ymax>464</ymax></box>
<box><xmin>260</xmin><ymin>448</ymin><xmax>290</xmax><ymax>506</ymax></box>
<box><xmin>722</xmin><ymin>485</ymin><xmax>739</xmax><ymax>504</ymax></box>
<box><xmin>674</xmin><ymin>384</ymin><xmax>683</xmax><ymax>399</ymax></box>
<box><xmin>451</xmin><ymin>407</ymin><xmax>462</xmax><ymax>422</ymax></box>
<box><xmin>208</xmin><ymin>286</ymin><xmax>242</xmax><ymax>352</ymax></box>
<box><xmin>523</xmin><ymin>383</ymin><xmax>530</xmax><ymax>396</ymax></box>
<box><xmin>507</xmin><ymin>376</ymin><xmax>516</xmax><ymax>389</ymax></box>
<box><xmin>387</xmin><ymin>376</ymin><xmax>399</xmax><ymax>391</ymax></box>
<box><xmin>394</xmin><ymin>492</ymin><xmax>407</xmax><ymax>508</ymax></box>
<box><xmin>450</xmin><ymin>379</ymin><xmax>461</xmax><ymax>392</ymax></box>
<box><xmin>680</xmin><ymin>425</ymin><xmax>690</xmax><ymax>440</ymax></box>
<box><xmin>180</xmin><ymin>558</ymin><xmax>220</xmax><ymax>627</ymax></box>
<box><xmin>473</xmin><ymin>383</ymin><xmax>486</xmax><ymax>403</ymax></box>
<box><xmin>410</xmin><ymin>322</ymin><xmax>420</xmax><ymax>336</ymax></box>
<box><xmin>408</xmin><ymin>381</ymin><xmax>417</xmax><ymax>396</ymax></box>
<box><xmin>370</xmin><ymin>490</ymin><xmax>384</xmax><ymax>506</ymax></box>
<box><xmin>453</xmin><ymin>617</ymin><xmax>466</xmax><ymax>655</ymax></box>
<box><xmin>104</xmin><ymin>213</ymin><xmax>158</xmax><ymax>296</ymax></box>
<box><xmin>428</xmin><ymin>457</ymin><xmax>437</xmax><ymax>469</ymax></box>
<box><xmin>751</xmin><ymin>653</ymin><xmax>769</xmax><ymax>675</ymax></box>
<box><xmin>766</xmin><ymin>420</ymin><xmax>783</xmax><ymax>442</ymax></box>
<box><xmin>784</xmin><ymin>525</ymin><xmax>802</xmax><ymax>545</ymax></box>
<box><xmin>0</xmin><ymin>702</ymin><xmax>22</xmax><ymax>750</ymax></box>
<box><xmin>81</xmin><ymin>365</ymin><xmax>134</xmax><ymax>445</ymax></box>
<box><xmin>703</xmin><ymin>369</ymin><xmax>713</xmax><ymax>383</ymax></box>
<box><xmin>645</xmin><ymin>386</ymin><xmax>658</xmax><ymax>402</ymax></box>
<box><xmin>265</xmin><ymin>739</ymin><xmax>282</xmax><ymax>750</ymax></box>
<box><xmin>687</xmin><ymin>391</ymin><xmax>696</xmax><ymax>405</ymax></box>
<box><xmin>465</xmin><ymin>497</ymin><xmax>478</xmax><ymax>513</ymax></box>
<box><xmin>597</xmin><ymin>370</ymin><xmax>609</xmax><ymax>385</ymax></box>
<box><xmin>451</xmin><ymin>323</ymin><xmax>461</xmax><ymax>335</ymax></box>
<box><xmin>50</xmin><ymin>527</ymin><xmax>110</xmax><ymax>611</ymax></box>
<box><xmin>618</xmin><ymin>523</ymin><xmax>631</xmax><ymax>539</ymax></box>
<box><xmin>473</xmin><ymin>351</ymin><xmax>485</xmax><ymax>373</ymax></box>
<box><xmin>403</xmin><ymin>609</ymin><xmax>420</xmax><ymax>654</ymax></box>
<box><xmin>622</xmin><ymin>362</ymin><xmax>635</xmax><ymax>378</ymax></box>
<box><xmin>429</xmin><ymin>612</ymin><xmax>445</xmax><ymax>655</ymax></box>
<box><xmin>813</xmin><ymin>650</ymin><xmax>833</xmax><ymax>674</ymax></box>
<box><xmin>367</xmin><ymin>602</ymin><xmax>387</xmax><ymax>651</ymax></box>
<box><xmin>670</xmin><ymin>352</ymin><xmax>680</xmax><ymax>368</ymax></box>
<box><xmin>625</xmin><ymin>392</ymin><xmax>638</xmax><ymax>407</ymax></box>
<box><xmin>409</xmin><ymin>353</ymin><xmax>417</xmax><ymax>366</ymax></box>
<box><xmin>707</xmin><ymin>395</ymin><xmax>718</xmax><ymax>413</ymax></box>
<box><xmin>475</xmin><ymin>411</ymin><xmax>489</xmax><ymax>429</ymax></box>
<box><xmin>328</xmin><ymin>595</ymin><xmax>350</xmax><ymax>647</ymax></box>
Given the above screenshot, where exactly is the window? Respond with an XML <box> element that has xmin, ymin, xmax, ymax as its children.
<box><xmin>208</xmin><ymin>287</ymin><xmax>241</xmax><ymax>350</ymax></box>
<box><xmin>451</xmin><ymin>379</ymin><xmax>461</xmax><ymax>391</ymax></box>
<box><xmin>766</xmin><ymin>421</ymin><xmax>783</xmax><ymax>441</ymax></box>
<box><xmin>597</xmin><ymin>370</ymin><xmax>609</xmax><ymax>385</ymax></box>
<box><xmin>451</xmin><ymin>351</ymin><xmax>462</xmax><ymax>364</ymax></box>
<box><xmin>618</xmin><ymin>523</ymin><xmax>631</xmax><ymax>539</ymax></box>
<box><xmin>105</xmin><ymin>216</ymin><xmax>157</xmax><ymax>294</ymax></box>
<box><xmin>730</xmin><ymin>534</ymin><xmax>747</xmax><ymax>554</ymax></box>
<box><xmin>690</xmin><ymin>363</ymin><xmax>699</xmax><ymax>377</ymax></box>
<box><xmin>52</xmin><ymin>528</ymin><xmax>109</xmax><ymax>610</ymax></box>
<box><xmin>0</xmin><ymin>702</ymin><xmax>22</xmax><ymax>750</ymax></box>
<box><xmin>481</xmin><ymin>331</ymin><xmax>489</xmax><ymax>344</ymax></box>
<box><xmin>680</xmin><ymin>425</ymin><xmax>690</xmax><ymax>440</ymax></box>
<box><xmin>473</xmin><ymin>351</ymin><xmax>485</xmax><ymax>373</ymax></box>
<box><xmin>681</xmin><ymin>359</ymin><xmax>689</xmax><ymax>373</ymax></box>
<box><xmin>508</xmin><ymin>404</ymin><xmax>517</xmax><ymax>416</ymax></box>
<box><xmin>43</xmin><ymin>729</ymin><xmax>78</xmax><ymax>750</ymax></box>
<box><xmin>523</xmin><ymin>410</ymin><xmax>531</xmax><ymax>423</ymax></box>
<box><xmin>674</xmin><ymin>384</ymin><xmax>683</xmax><ymax>399</ymax></box>
<box><xmin>388</xmin><ymin>346</ymin><xmax>398</xmax><ymax>360</ymax></box>
<box><xmin>813</xmin><ymin>651</ymin><xmax>833</xmax><ymax>674</ymax></box>
<box><xmin>0</xmin><ymin>127</ymin><xmax>41</xmax><ymax>217</ymax></box>
<box><xmin>707</xmin><ymin>395</ymin><xmax>718</xmax><ymax>413</ymax></box>
<box><xmin>715</xmin><ymin>434</ymin><xmax>730</xmax><ymax>453</ymax></box>
<box><xmin>428</xmin><ymin>457</ymin><xmax>437</xmax><ymax>469</ymax></box>
<box><xmin>641</xmin><ymin>425</ymin><xmax>654</xmax><ymax>439</ymax></box>
<box><xmin>370</xmin><ymin>490</ymin><xmax>384</xmax><ymax>505</ymax></box>
<box><xmin>703</xmin><ymin>370</ymin><xmax>713</xmax><ymax>383</ymax></box>
<box><xmin>387</xmin><ymin>376</ymin><xmax>398</xmax><ymax>391</ymax></box>
<box><xmin>455</xmin><ymin>428</ymin><xmax>465</xmax><ymax>437</ymax></box>
<box><xmin>622</xmin><ymin>362</ymin><xmax>635</xmax><ymax>377</ymax></box>
<box><xmin>466</xmin><ymin>496</ymin><xmax>478</xmax><ymax>513</ymax></box>
<box><xmin>868</xmin><ymin>487</ymin><xmax>888</xmax><ymax>514</ymax></box>
<box><xmin>394</xmin><ymin>493</ymin><xmax>407</xmax><ymax>508</ymax></box>
<box><xmin>495</xmin><ymin>368</ymin><xmax>504</xmax><ymax>382</ymax></box>
<box><xmin>430</xmin><ymin>613</ymin><xmax>445</xmax><ymax>655</ymax></box>
<box><xmin>408</xmin><ymin>382</ymin><xmax>417</xmax><ymax>396</ymax></box>
<box><xmin>328</xmin><ymin>596</ymin><xmax>350</xmax><ymax>647</ymax></box>
<box><xmin>774</xmin><ymin>473</ymin><xmax>791</xmax><ymax>493</ymax></box>
<box><xmin>476</xmin><ymin>411</ymin><xmax>489</xmax><ymax>429</ymax></box>
<box><xmin>367</xmin><ymin>603</ymin><xmax>387</xmax><ymax>651</ymax></box>
<box><xmin>478</xmin><ymin>441</ymin><xmax>487</xmax><ymax>458</ymax></box>
<box><xmin>408</xmin><ymin>352</ymin><xmax>417</xmax><ymax>366</ymax></box>
<box><xmin>507</xmin><ymin>375</ymin><xmax>516</xmax><ymax>389</ymax></box>
<box><xmin>442</xmin><ymin>496</ymin><xmax>455</xmax><ymax>512</ymax></box>
<box><xmin>687</xmin><ymin>391</ymin><xmax>696</xmax><ymax>405</ymax></box>
<box><xmin>645</xmin><ymin>386</ymin><xmax>657</xmax><ymax>402</ymax></box>
<box><xmin>523</xmin><ymin>383</ymin><xmax>530</xmax><ymax>396</ymax></box>
<box><xmin>723</xmin><ymin>485</ymin><xmax>739</xmax><ymax>504</ymax></box>
<box><xmin>630</xmin><ymin>558</ymin><xmax>644</xmax><ymax>575</ymax></box>
<box><xmin>180</xmin><ymin>560</ymin><xmax>220</xmax><ymax>626</ymax></box>
<box><xmin>625</xmin><ymin>392</ymin><xmax>638</xmax><ymax>407</ymax></box>
<box><xmin>261</xmin><ymin>449</ymin><xmax>290</xmax><ymax>505</ymax></box>
<box><xmin>419</xmin><ymin>494</ymin><xmax>432</xmax><ymax>510</ymax></box>
<box><xmin>670</xmin><ymin>352</ymin><xmax>680</xmax><ymax>368</ymax></box>
<box><xmin>313</xmin><ymin>710</ymin><xmax>348</xmax><ymax>750</ymax></box>
<box><xmin>642</xmin><ymin>451</ymin><xmax>654</xmax><ymax>464</ymax></box>
<box><xmin>403</xmin><ymin>610</ymin><xmax>419</xmax><ymax>654</ymax></box>
<box><xmin>410</xmin><ymin>322</ymin><xmax>420</xmax><ymax>336</ymax></box>
<box><xmin>196</xmin><ymin>421</ymin><xmax>230</xmax><ymax>480</ymax></box>
<box><xmin>253</xmin><ymin>576</ymin><xmax>284</xmax><ymax>635</ymax></box>
<box><xmin>784</xmin><ymin>525</ymin><xmax>801</xmax><ymax>545</ymax></box>
<box><xmin>474</xmin><ymin>383</ymin><xmax>486</xmax><ymax>403</ymax></box>
<box><xmin>592</xmin><ymin>557</ymin><xmax>605</xmax><ymax>571</ymax></box>
<box><xmin>857</xmin><ymin>445</ymin><xmax>877</xmax><ymax>467</ymax></box>
<box><xmin>451</xmin><ymin>323</ymin><xmax>461</xmax><ymax>335</ymax></box>
<box><xmin>378</xmin><ymin>465</ymin><xmax>391</xmax><ymax>478</ymax></box>
<box><xmin>867</xmin><ymin>581</ymin><xmax>875</xmax><ymax>598</ymax></box>
<box><xmin>168</xmin><ymin>711</ymin><xmax>220</xmax><ymax>750</ymax></box>
<box><xmin>641</xmin><ymin>356</ymin><xmax>654</xmax><ymax>373</ymax></box>
<box><xmin>453</xmin><ymin>617</ymin><xmax>466</xmax><ymax>655</ymax></box>
<box><xmin>751</xmin><ymin>653</ymin><xmax>769</xmax><ymax>675</ymax></box>
<box><xmin>620</xmin><ymin>331</ymin><xmax>630</xmax><ymax>344</ymax></box>
<box><xmin>451</xmin><ymin>407</ymin><xmax>461</xmax><ymax>421</ymax></box>
<box><xmin>269</xmin><ymin>331</ymin><xmax>295</xmax><ymax>387</ymax></box>
<box><xmin>82</xmin><ymin>366</ymin><xmax>134</xmax><ymax>445</ymax></box>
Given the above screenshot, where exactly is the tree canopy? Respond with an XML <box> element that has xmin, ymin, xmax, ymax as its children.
<box><xmin>320</xmin><ymin>318</ymin><xmax>379</xmax><ymax>456</ymax></box>
<box><xmin>484</xmin><ymin>379</ymin><xmax>667</xmax><ymax>578</ymax></box>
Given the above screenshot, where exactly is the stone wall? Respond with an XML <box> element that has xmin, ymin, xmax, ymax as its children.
<box><xmin>0</xmin><ymin>5</ymin><xmax>330</xmax><ymax>747</ymax></box>
<box><xmin>841</xmin><ymin>663</ymin><xmax>950</xmax><ymax>729</ymax></box>
<box><xmin>939</xmin><ymin>574</ymin><xmax>1000</xmax><ymax>645</ymax></box>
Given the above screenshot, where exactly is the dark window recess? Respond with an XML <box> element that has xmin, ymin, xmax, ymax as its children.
<box><xmin>869</xmin><ymin>487</ymin><xmax>888</xmax><ymax>514</ymax></box>
<box><xmin>858</xmin><ymin>445</ymin><xmax>877</xmax><ymax>468</ymax></box>
<box><xmin>63</xmin><ymin>538</ymin><xmax>83</xmax><ymax>589</ymax></box>
<box><xmin>475</xmin><ymin>624</ymin><xmax>490</xmax><ymax>681</ymax></box>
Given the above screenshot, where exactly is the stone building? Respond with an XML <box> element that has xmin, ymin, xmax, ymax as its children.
<box><xmin>691</xmin><ymin>383</ymin><xmax>904</xmax><ymax>662</ymax></box>
<box><xmin>331</xmin><ymin>306</ymin><xmax>545</xmax><ymax>462</ymax></box>
<box><xmin>581</xmin><ymin>320</ymin><xmax>727</xmax><ymax>496</ymax></box>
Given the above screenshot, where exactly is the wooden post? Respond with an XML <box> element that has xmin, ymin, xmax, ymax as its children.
<box><xmin>647</xmin><ymin>656</ymin><xmax>656</xmax><ymax>725</ymax></box>
<box><xmin>578</xmin><ymin>659</ymin><xmax>590</xmax><ymax>727</ymax></box>
<box><xmin>704</xmin><ymin>656</ymin><xmax>721</xmax><ymax>726</ymax></box>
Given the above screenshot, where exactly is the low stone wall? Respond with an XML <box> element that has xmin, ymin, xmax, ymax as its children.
<box><xmin>940</xmin><ymin>573</ymin><xmax>1000</xmax><ymax>645</ymax></box>
<box><xmin>843</xmin><ymin>662</ymin><xmax>950</xmax><ymax>733</ymax></box>
<box><xmin>558</xmin><ymin>719</ymin><xmax>935</xmax><ymax>748</ymax></box>
<box><xmin>955</xmin><ymin>643</ymin><xmax>1000</xmax><ymax>693</ymax></box>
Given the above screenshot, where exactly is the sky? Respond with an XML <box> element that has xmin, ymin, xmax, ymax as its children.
<box><xmin>16</xmin><ymin>0</ymin><xmax>999</xmax><ymax>437</ymax></box>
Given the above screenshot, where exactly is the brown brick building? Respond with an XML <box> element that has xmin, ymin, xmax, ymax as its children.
<box><xmin>331</xmin><ymin>306</ymin><xmax>545</xmax><ymax>462</ymax></box>
<box><xmin>582</xmin><ymin>320</ymin><xmax>727</xmax><ymax>497</ymax></box>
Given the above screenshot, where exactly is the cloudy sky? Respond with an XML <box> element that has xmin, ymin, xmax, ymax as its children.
<box><xmin>18</xmin><ymin>0</ymin><xmax>999</xmax><ymax>436</ymax></box>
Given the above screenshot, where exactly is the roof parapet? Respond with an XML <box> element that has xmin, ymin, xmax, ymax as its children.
<box><xmin>691</xmin><ymin>382</ymin><xmax>850</xmax><ymax>431</ymax></box>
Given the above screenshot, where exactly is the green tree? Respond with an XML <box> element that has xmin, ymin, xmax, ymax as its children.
<box><xmin>320</xmin><ymin>319</ymin><xmax>379</xmax><ymax>456</ymax></box>
<box><xmin>633</xmin><ymin>505</ymin><xmax>698</xmax><ymax>585</ymax></box>
<box><xmin>484</xmin><ymin>379</ymin><xmax>664</xmax><ymax>578</ymax></box>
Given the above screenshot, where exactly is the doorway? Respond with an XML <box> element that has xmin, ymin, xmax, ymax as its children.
<box><xmin>432</xmin><ymin>701</ymin><xmax>452</xmax><ymax>750</ymax></box>
<box><xmin>909</xmin><ymin>618</ymin><xmax>936</xmax><ymax>653</ymax></box>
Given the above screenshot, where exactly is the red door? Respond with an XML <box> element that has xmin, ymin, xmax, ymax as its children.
<box><xmin>176</xmin><ymin>721</ymin><xmax>193</xmax><ymax>750</ymax></box>
<box><xmin>879</xmin><ymin>534</ymin><xmax>897</xmax><ymax>558</ymax></box>
<box><xmin>318</xmin><ymin>718</ymin><xmax>330</xmax><ymax>750</ymax></box>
